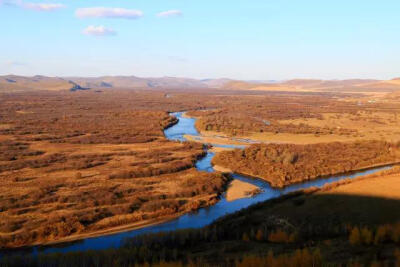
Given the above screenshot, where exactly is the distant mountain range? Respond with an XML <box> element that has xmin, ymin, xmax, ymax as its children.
<box><xmin>222</xmin><ymin>78</ymin><xmax>400</xmax><ymax>92</ymax></box>
<box><xmin>67</xmin><ymin>76</ymin><xmax>235</xmax><ymax>89</ymax></box>
<box><xmin>1</xmin><ymin>74</ymin><xmax>399</xmax><ymax>93</ymax></box>
<box><xmin>0</xmin><ymin>75</ymin><xmax>235</xmax><ymax>92</ymax></box>
<box><xmin>0</xmin><ymin>75</ymin><xmax>82</xmax><ymax>92</ymax></box>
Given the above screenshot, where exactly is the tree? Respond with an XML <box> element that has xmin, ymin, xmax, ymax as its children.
<box><xmin>256</xmin><ymin>229</ymin><xmax>264</xmax><ymax>241</ymax></box>
<box><xmin>242</xmin><ymin>232</ymin><xmax>250</xmax><ymax>242</ymax></box>
<box><xmin>312</xmin><ymin>248</ymin><xmax>323</xmax><ymax>266</ymax></box>
<box><xmin>374</xmin><ymin>225</ymin><xmax>388</xmax><ymax>245</ymax></box>
<box><xmin>360</xmin><ymin>227</ymin><xmax>372</xmax><ymax>245</ymax></box>
<box><xmin>395</xmin><ymin>249</ymin><xmax>400</xmax><ymax>267</ymax></box>
<box><xmin>349</xmin><ymin>227</ymin><xmax>361</xmax><ymax>245</ymax></box>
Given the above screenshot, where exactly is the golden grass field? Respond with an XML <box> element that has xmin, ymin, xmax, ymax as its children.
<box><xmin>0</xmin><ymin>91</ymin><xmax>232</xmax><ymax>248</ymax></box>
<box><xmin>1</xmin><ymin>85</ymin><xmax>400</xmax><ymax>251</ymax></box>
<box><xmin>278</xmin><ymin>111</ymin><xmax>400</xmax><ymax>143</ymax></box>
<box><xmin>0</xmin><ymin>138</ymin><xmax>228</xmax><ymax>247</ymax></box>
<box><xmin>187</xmin><ymin>92</ymin><xmax>400</xmax><ymax>145</ymax></box>
<box><xmin>246</xmin><ymin>166</ymin><xmax>400</xmax><ymax>226</ymax></box>
<box><xmin>320</xmin><ymin>167</ymin><xmax>400</xmax><ymax>200</ymax></box>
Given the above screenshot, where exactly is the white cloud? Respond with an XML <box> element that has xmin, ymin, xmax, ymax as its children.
<box><xmin>157</xmin><ymin>10</ymin><xmax>183</xmax><ymax>18</ymax></box>
<box><xmin>2</xmin><ymin>0</ymin><xmax>65</xmax><ymax>11</ymax></box>
<box><xmin>22</xmin><ymin>2</ymin><xmax>64</xmax><ymax>11</ymax></box>
<box><xmin>76</xmin><ymin>7</ymin><xmax>143</xmax><ymax>19</ymax></box>
<box><xmin>82</xmin><ymin>25</ymin><xmax>117</xmax><ymax>36</ymax></box>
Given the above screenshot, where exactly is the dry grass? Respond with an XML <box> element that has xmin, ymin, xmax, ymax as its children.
<box><xmin>0</xmin><ymin>90</ymin><xmax>232</xmax><ymax>248</ymax></box>
<box><xmin>320</xmin><ymin>166</ymin><xmax>400</xmax><ymax>200</ymax></box>
<box><xmin>188</xmin><ymin>93</ymin><xmax>400</xmax><ymax>145</ymax></box>
<box><xmin>257</xmin><ymin>166</ymin><xmax>400</xmax><ymax>227</ymax></box>
<box><xmin>1</xmin><ymin>88</ymin><xmax>400</xmax><ymax>248</ymax></box>
<box><xmin>0</xmin><ymin>137</ymin><xmax>228</xmax><ymax>248</ymax></box>
<box><xmin>279</xmin><ymin>111</ymin><xmax>400</xmax><ymax>143</ymax></box>
<box><xmin>245</xmin><ymin>132</ymin><xmax>355</xmax><ymax>144</ymax></box>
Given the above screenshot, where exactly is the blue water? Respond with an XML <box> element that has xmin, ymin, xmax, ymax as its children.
<box><xmin>3</xmin><ymin>111</ymin><xmax>393</xmax><ymax>256</ymax></box>
<box><xmin>163</xmin><ymin>112</ymin><xmax>199</xmax><ymax>142</ymax></box>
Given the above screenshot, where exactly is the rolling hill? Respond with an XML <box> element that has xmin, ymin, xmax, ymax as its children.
<box><xmin>222</xmin><ymin>78</ymin><xmax>400</xmax><ymax>93</ymax></box>
<box><xmin>1</xmin><ymin>74</ymin><xmax>399</xmax><ymax>93</ymax></box>
<box><xmin>0</xmin><ymin>75</ymin><xmax>83</xmax><ymax>92</ymax></box>
<box><xmin>0</xmin><ymin>75</ymin><xmax>234</xmax><ymax>92</ymax></box>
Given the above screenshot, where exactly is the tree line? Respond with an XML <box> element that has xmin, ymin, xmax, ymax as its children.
<box><xmin>213</xmin><ymin>140</ymin><xmax>400</xmax><ymax>187</ymax></box>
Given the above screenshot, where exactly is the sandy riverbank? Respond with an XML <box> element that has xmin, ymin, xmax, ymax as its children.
<box><xmin>213</xmin><ymin>165</ymin><xmax>232</xmax><ymax>172</ymax></box>
<box><xmin>184</xmin><ymin>134</ymin><xmax>248</xmax><ymax>146</ymax></box>
<box><xmin>225</xmin><ymin>180</ymin><xmax>262</xmax><ymax>202</ymax></box>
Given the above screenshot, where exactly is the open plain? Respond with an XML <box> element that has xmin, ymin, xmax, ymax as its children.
<box><xmin>1</xmin><ymin>80</ymin><xmax>400</xmax><ymax>266</ymax></box>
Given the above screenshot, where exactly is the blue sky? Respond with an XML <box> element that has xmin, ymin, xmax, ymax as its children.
<box><xmin>0</xmin><ymin>0</ymin><xmax>399</xmax><ymax>80</ymax></box>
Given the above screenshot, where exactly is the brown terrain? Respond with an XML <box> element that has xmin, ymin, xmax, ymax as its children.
<box><xmin>2</xmin><ymin>74</ymin><xmax>400</xmax><ymax>93</ymax></box>
<box><xmin>0</xmin><ymin>90</ymin><xmax>230</xmax><ymax>248</ymax></box>
<box><xmin>200</xmin><ymin>166</ymin><xmax>400</xmax><ymax>265</ymax></box>
<box><xmin>187</xmin><ymin>87</ymin><xmax>400</xmax><ymax>145</ymax></box>
<box><xmin>1</xmin><ymin>75</ymin><xmax>400</xmax><ymax>254</ymax></box>
<box><xmin>248</xmin><ymin>165</ymin><xmax>400</xmax><ymax>225</ymax></box>
<box><xmin>0</xmin><ymin>76</ymin><xmax>80</xmax><ymax>92</ymax></box>
<box><xmin>212</xmin><ymin>141</ymin><xmax>400</xmax><ymax>187</ymax></box>
<box><xmin>0</xmin><ymin>75</ymin><xmax>231</xmax><ymax>92</ymax></box>
<box><xmin>225</xmin><ymin>180</ymin><xmax>261</xmax><ymax>202</ymax></box>
<box><xmin>222</xmin><ymin>78</ymin><xmax>400</xmax><ymax>93</ymax></box>
<box><xmin>24</xmin><ymin>166</ymin><xmax>399</xmax><ymax>266</ymax></box>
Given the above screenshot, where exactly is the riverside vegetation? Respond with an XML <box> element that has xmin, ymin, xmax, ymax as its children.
<box><xmin>3</xmin><ymin>167</ymin><xmax>400</xmax><ymax>266</ymax></box>
<box><xmin>1</xmin><ymin>88</ymin><xmax>400</xmax><ymax>266</ymax></box>
<box><xmin>0</xmin><ymin>90</ymin><xmax>231</xmax><ymax>248</ymax></box>
<box><xmin>212</xmin><ymin>141</ymin><xmax>400</xmax><ymax>187</ymax></box>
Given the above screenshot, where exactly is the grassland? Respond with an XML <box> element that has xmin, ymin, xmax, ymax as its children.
<box><xmin>187</xmin><ymin>91</ymin><xmax>400</xmax><ymax>145</ymax></box>
<box><xmin>4</xmin><ymin>167</ymin><xmax>400</xmax><ymax>266</ymax></box>
<box><xmin>1</xmin><ymin>85</ymin><xmax>400</xmax><ymax>264</ymax></box>
<box><xmin>279</xmin><ymin>111</ymin><xmax>400</xmax><ymax>143</ymax></box>
<box><xmin>0</xmin><ymin>139</ymin><xmax>228</xmax><ymax>248</ymax></box>
<box><xmin>0</xmin><ymin>90</ymin><xmax>231</xmax><ymax>248</ymax></box>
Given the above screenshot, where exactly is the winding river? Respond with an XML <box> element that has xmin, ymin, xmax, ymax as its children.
<box><xmin>5</xmin><ymin>112</ymin><xmax>393</xmax><ymax>256</ymax></box>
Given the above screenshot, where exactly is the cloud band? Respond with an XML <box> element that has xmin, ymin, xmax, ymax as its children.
<box><xmin>76</xmin><ymin>7</ymin><xmax>143</xmax><ymax>19</ymax></box>
<box><xmin>82</xmin><ymin>25</ymin><xmax>117</xmax><ymax>36</ymax></box>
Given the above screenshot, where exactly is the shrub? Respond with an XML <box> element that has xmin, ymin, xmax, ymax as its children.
<box><xmin>349</xmin><ymin>227</ymin><xmax>361</xmax><ymax>245</ymax></box>
<box><xmin>360</xmin><ymin>227</ymin><xmax>373</xmax><ymax>245</ymax></box>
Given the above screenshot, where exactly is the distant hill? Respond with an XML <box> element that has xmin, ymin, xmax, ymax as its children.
<box><xmin>69</xmin><ymin>76</ymin><xmax>237</xmax><ymax>89</ymax></box>
<box><xmin>200</xmin><ymin>78</ymin><xmax>234</xmax><ymax>88</ymax></box>
<box><xmin>0</xmin><ymin>75</ymin><xmax>85</xmax><ymax>92</ymax></box>
<box><xmin>222</xmin><ymin>78</ymin><xmax>400</xmax><ymax>93</ymax></box>
<box><xmin>68</xmin><ymin>76</ymin><xmax>208</xmax><ymax>89</ymax></box>
<box><xmin>1</xmin><ymin>75</ymin><xmax>399</xmax><ymax>93</ymax></box>
<box><xmin>0</xmin><ymin>75</ymin><xmax>234</xmax><ymax>92</ymax></box>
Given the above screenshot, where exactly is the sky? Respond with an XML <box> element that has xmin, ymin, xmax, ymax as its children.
<box><xmin>0</xmin><ymin>0</ymin><xmax>399</xmax><ymax>80</ymax></box>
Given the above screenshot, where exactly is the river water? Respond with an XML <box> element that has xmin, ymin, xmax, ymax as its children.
<box><xmin>4</xmin><ymin>111</ymin><xmax>393</xmax><ymax>256</ymax></box>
